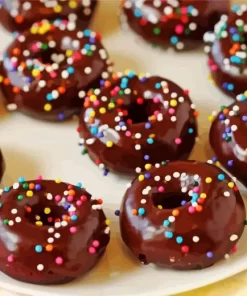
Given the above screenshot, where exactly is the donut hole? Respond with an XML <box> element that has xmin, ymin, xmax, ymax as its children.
<box><xmin>138</xmin><ymin>253</ymin><xmax>147</xmax><ymax>264</ymax></box>
<box><xmin>152</xmin><ymin>192</ymin><xmax>191</xmax><ymax>209</ymax></box>
<box><xmin>25</xmin><ymin>204</ymin><xmax>67</xmax><ymax>226</ymax></box>
<box><xmin>38</xmin><ymin>48</ymin><xmax>65</xmax><ymax>65</ymax></box>
<box><xmin>122</xmin><ymin>99</ymin><xmax>160</xmax><ymax>124</ymax></box>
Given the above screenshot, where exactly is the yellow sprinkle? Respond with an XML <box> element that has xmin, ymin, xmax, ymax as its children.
<box><xmin>105</xmin><ymin>219</ymin><xmax>110</xmax><ymax>226</ymax></box>
<box><xmin>54</xmin><ymin>4</ymin><xmax>62</xmax><ymax>13</ymax></box>
<box><xmin>170</xmin><ymin>99</ymin><xmax>177</xmax><ymax>107</ymax></box>
<box><xmin>32</xmin><ymin>69</ymin><xmax>40</xmax><ymax>77</ymax></box>
<box><xmin>215</xmin><ymin>161</ymin><xmax>221</xmax><ymax>167</ymax></box>
<box><xmin>99</xmin><ymin>107</ymin><xmax>106</xmax><ymax>114</ymax></box>
<box><xmin>200</xmin><ymin>193</ymin><xmax>207</xmax><ymax>199</ymax></box>
<box><xmin>90</xmin><ymin>110</ymin><xmax>95</xmax><ymax>117</ymax></box>
<box><xmin>106</xmin><ymin>141</ymin><xmax>113</xmax><ymax>148</ymax></box>
<box><xmin>149</xmin><ymin>134</ymin><xmax>155</xmax><ymax>138</ymax></box>
<box><xmin>138</xmin><ymin>72</ymin><xmax>146</xmax><ymax>79</ymax></box>
<box><xmin>244</xmin><ymin>91</ymin><xmax>247</xmax><ymax>97</ymax></box>
<box><xmin>44</xmin><ymin>103</ymin><xmax>52</xmax><ymax>112</ymax></box>
<box><xmin>0</xmin><ymin>75</ymin><xmax>3</xmax><ymax>83</ymax></box>
<box><xmin>55</xmin><ymin>178</ymin><xmax>61</xmax><ymax>183</ymax></box>
<box><xmin>205</xmin><ymin>177</ymin><xmax>212</xmax><ymax>184</ymax></box>
<box><xmin>26</xmin><ymin>190</ymin><xmax>33</xmax><ymax>197</ymax></box>
<box><xmin>30</xmin><ymin>26</ymin><xmax>38</xmax><ymax>34</ymax></box>
<box><xmin>69</xmin><ymin>0</ymin><xmax>77</xmax><ymax>8</ymax></box>
<box><xmin>144</xmin><ymin>164</ymin><xmax>152</xmax><ymax>170</ymax></box>
<box><xmin>90</xmin><ymin>95</ymin><xmax>96</xmax><ymax>102</ymax></box>
<box><xmin>208</xmin><ymin>115</ymin><xmax>215</xmax><ymax>122</ymax></box>
<box><xmin>44</xmin><ymin>208</ymin><xmax>51</xmax><ymax>215</ymax></box>
<box><xmin>66</xmin><ymin>50</ymin><xmax>73</xmax><ymax>57</ymax></box>
<box><xmin>138</xmin><ymin>175</ymin><xmax>144</xmax><ymax>181</ymax></box>
<box><xmin>108</xmin><ymin>102</ymin><xmax>115</xmax><ymax>109</ymax></box>
<box><xmin>228</xmin><ymin>182</ymin><xmax>234</xmax><ymax>188</ymax></box>
<box><xmin>35</xmin><ymin>221</ymin><xmax>43</xmax><ymax>227</ymax></box>
<box><xmin>157</xmin><ymin>205</ymin><xmax>163</xmax><ymax>209</ymax></box>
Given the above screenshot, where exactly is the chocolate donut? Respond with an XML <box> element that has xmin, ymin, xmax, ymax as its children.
<box><xmin>0</xmin><ymin>19</ymin><xmax>111</xmax><ymax>121</ymax></box>
<box><xmin>204</xmin><ymin>5</ymin><xmax>247</xmax><ymax>98</ymax></box>
<box><xmin>120</xmin><ymin>160</ymin><xmax>245</xmax><ymax>270</ymax></box>
<box><xmin>78</xmin><ymin>71</ymin><xmax>198</xmax><ymax>175</ymax></box>
<box><xmin>121</xmin><ymin>0</ymin><xmax>229</xmax><ymax>50</ymax></box>
<box><xmin>0</xmin><ymin>0</ymin><xmax>97</xmax><ymax>32</ymax></box>
<box><xmin>0</xmin><ymin>177</ymin><xmax>110</xmax><ymax>285</ymax></box>
<box><xmin>209</xmin><ymin>94</ymin><xmax>247</xmax><ymax>187</ymax></box>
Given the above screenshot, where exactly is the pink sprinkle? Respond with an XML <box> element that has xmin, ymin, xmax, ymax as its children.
<box><xmin>175</xmin><ymin>138</ymin><xmax>182</xmax><ymax>145</ymax></box>
<box><xmin>210</xmin><ymin>65</ymin><xmax>218</xmax><ymax>71</ymax></box>
<box><xmin>188</xmin><ymin>206</ymin><xmax>195</xmax><ymax>214</ymax></box>
<box><xmin>158</xmin><ymin>186</ymin><xmax>164</xmax><ymax>193</ymax></box>
<box><xmin>175</xmin><ymin>24</ymin><xmax>184</xmax><ymax>34</ymax></box>
<box><xmin>154</xmin><ymin>110</ymin><xmax>160</xmax><ymax>115</ymax></box>
<box><xmin>55</xmin><ymin>257</ymin><xmax>63</xmax><ymax>265</ymax></box>
<box><xmin>67</xmin><ymin>195</ymin><xmax>74</xmax><ymax>202</ymax></box>
<box><xmin>93</xmin><ymin>100</ymin><xmax>100</xmax><ymax>106</ymax></box>
<box><xmin>31</xmin><ymin>44</ymin><xmax>39</xmax><ymax>52</ymax></box>
<box><xmin>89</xmin><ymin>247</ymin><xmax>96</xmax><ymax>254</ymax></box>
<box><xmin>80</xmin><ymin>195</ymin><xmax>87</xmax><ymax>202</ymax></box>
<box><xmin>7</xmin><ymin>255</ymin><xmax>14</xmax><ymax>263</ymax></box>
<box><xmin>168</xmin><ymin>108</ymin><xmax>175</xmax><ymax>115</ymax></box>
<box><xmin>232</xmin><ymin>246</ymin><xmax>237</xmax><ymax>253</ymax></box>
<box><xmin>181</xmin><ymin>245</ymin><xmax>189</xmax><ymax>253</ymax></box>
<box><xmin>181</xmin><ymin>7</ymin><xmax>188</xmax><ymax>14</ymax></box>
<box><xmin>36</xmin><ymin>175</ymin><xmax>42</xmax><ymax>180</ymax></box>
<box><xmin>69</xmin><ymin>211</ymin><xmax>76</xmax><ymax>216</ymax></box>
<box><xmin>153</xmin><ymin>97</ymin><xmax>160</xmax><ymax>103</ymax></box>
<box><xmin>125</xmin><ymin>131</ymin><xmax>131</xmax><ymax>137</ymax></box>
<box><xmin>184</xmin><ymin>89</ymin><xmax>190</xmax><ymax>95</ymax></box>
<box><xmin>193</xmin><ymin>187</ymin><xmax>199</xmax><ymax>193</ymax></box>
<box><xmin>70</xmin><ymin>226</ymin><xmax>77</xmax><ymax>234</ymax></box>
<box><xmin>92</xmin><ymin>240</ymin><xmax>100</xmax><ymax>248</ymax></box>
<box><xmin>55</xmin><ymin>195</ymin><xmax>61</xmax><ymax>202</ymax></box>
<box><xmin>76</xmin><ymin>200</ymin><xmax>82</xmax><ymax>207</ymax></box>
<box><xmin>50</xmin><ymin>71</ymin><xmax>57</xmax><ymax>78</ymax></box>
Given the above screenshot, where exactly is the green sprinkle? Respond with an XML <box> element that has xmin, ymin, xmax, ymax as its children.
<box><xmin>17</xmin><ymin>195</ymin><xmax>24</xmax><ymax>201</ymax></box>
<box><xmin>153</xmin><ymin>27</ymin><xmax>161</xmax><ymax>35</ymax></box>
<box><xmin>81</xmin><ymin>148</ymin><xmax>88</xmax><ymax>155</ymax></box>
<box><xmin>4</xmin><ymin>219</ymin><xmax>9</xmax><ymax>225</ymax></box>
<box><xmin>23</xmin><ymin>183</ymin><xmax>29</xmax><ymax>190</ymax></box>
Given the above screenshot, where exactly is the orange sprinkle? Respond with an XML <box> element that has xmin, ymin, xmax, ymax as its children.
<box><xmin>29</xmin><ymin>183</ymin><xmax>35</xmax><ymax>190</ymax></box>
<box><xmin>193</xmin><ymin>110</ymin><xmax>199</xmax><ymax>117</ymax></box>
<box><xmin>15</xmin><ymin>15</ymin><xmax>24</xmax><ymax>24</ymax></box>
<box><xmin>104</xmin><ymin>80</ymin><xmax>111</xmax><ymax>88</ymax></box>
<box><xmin>97</xmin><ymin>198</ymin><xmax>103</xmax><ymax>204</ymax></box>
<box><xmin>58</xmin><ymin>86</ymin><xmax>66</xmax><ymax>94</ymax></box>
<box><xmin>116</xmin><ymin>98</ymin><xmax>124</xmax><ymax>105</ymax></box>
<box><xmin>132</xmin><ymin>209</ymin><xmax>137</xmax><ymax>215</ymax></box>
<box><xmin>25</xmin><ymin>206</ymin><xmax>32</xmax><ymax>213</ymax></box>
<box><xmin>68</xmin><ymin>190</ymin><xmax>75</xmax><ymax>196</ymax></box>
<box><xmin>223</xmin><ymin>108</ymin><xmax>229</xmax><ymax>115</ymax></box>
<box><xmin>12</xmin><ymin>48</ymin><xmax>21</xmax><ymax>56</ymax></box>
<box><xmin>3</xmin><ymin>78</ymin><xmax>10</xmax><ymax>85</ymax></box>
<box><xmin>45</xmin><ymin>244</ymin><xmax>53</xmax><ymax>252</ymax></box>
<box><xmin>84</xmin><ymin>101</ymin><xmax>90</xmax><ymax>108</ymax></box>
<box><xmin>196</xmin><ymin>205</ymin><xmax>203</xmax><ymax>212</ymax></box>
<box><xmin>172</xmin><ymin>209</ymin><xmax>180</xmax><ymax>216</ymax></box>
<box><xmin>12</xmin><ymin>86</ymin><xmax>20</xmax><ymax>94</ymax></box>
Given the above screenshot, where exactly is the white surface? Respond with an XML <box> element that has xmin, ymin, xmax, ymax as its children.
<box><xmin>0</xmin><ymin>1</ymin><xmax>247</xmax><ymax>296</ymax></box>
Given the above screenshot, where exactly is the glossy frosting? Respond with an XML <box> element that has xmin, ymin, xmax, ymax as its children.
<box><xmin>120</xmin><ymin>160</ymin><xmax>245</xmax><ymax>270</ymax></box>
<box><xmin>204</xmin><ymin>4</ymin><xmax>247</xmax><ymax>98</ymax></box>
<box><xmin>0</xmin><ymin>19</ymin><xmax>111</xmax><ymax>121</ymax></box>
<box><xmin>0</xmin><ymin>0</ymin><xmax>98</xmax><ymax>32</ymax></box>
<box><xmin>0</xmin><ymin>150</ymin><xmax>4</xmax><ymax>182</ymax></box>
<box><xmin>78</xmin><ymin>71</ymin><xmax>198</xmax><ymax>175</ymax></box>
<box><xmin>121</xmin><ymin>0</ymin><xmax>229</xmax><ymax>50</ymax></box>
<box><xmin>210</xmin><ymin>96</ymin><xmax>247</xmax><ymax>187</ymax></box>
<box><xmin>0</xmin><ymin>178</ymin><xmax>110</xmax><ymax>285</ymax></box>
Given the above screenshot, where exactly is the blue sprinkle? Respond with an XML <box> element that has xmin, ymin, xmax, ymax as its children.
<box><xmin>147</xmin><ymin>138</ymin><xmax>154</xmax><ymax>144</ymax></box>
<box><xmin>84</xmin><ymin>29</ymin><xmax>91</xmax><ymax>37</ymax></box>
<box><xmin>145</xmin><ymin>122</ymin><xmax>151</xmax><ymax>129</ymax></box>
<box><xmin>35</xmin><ymin>184</ymin><xmax>41</xmax><ymax>191</ymax></box>
<box><xmin>144</xmin><ymin>173</ymin><xmax>151</xmax><ymax>179</ymax></box>
<box><xmin>64</xmin><ymin>204</ymin><xmax>70</xmax><ymax>210</ymax></box>
<box><xmin>144</xmin><ymin>154</ymin><xmax>150</xmax><ymax>160</ymax></box>
<box><xmin>103</xmin><ymin>169</ymin><xmax>109</xmax><ymax>176</ymax></box>
<box><xmin>227</xmin><ymin>160</ymin><xmax>233</xmax><ymax>167</ymax></box>
<box><xmin>58</xmin><ymin>113</ymin><xmax>65</xmax><ymax>120</ymax></box>
<box><xmin>97</xmin><ymin>131</ymin><xmax>104</xmax><ymax>138</ymax></box>
<box><xmin>134</xmin><ymin>8</ymin><xmax>142</xmax><ymax>18</ymax></box>
<box><xmin>67</xmin><ymin>67</ymin><xmax>75</xmax><ymax>74</ymax></box>
<box><xmin>90</xmin><ymin>126</ymin><xmax>98</xmax><ymax>135</ymax></box>
<box><xmin>176</xmin><ymin>236</ymin><xmax>183</xmax><ymax>244</ymax></box>
<box><xmin>18</xmin><ymin>177</ymin><xmax>25</xmax><ymax>183</ymax></box>
<box><xmin>35</xmin><ymin>245</ymin><xmax>43</xmax><ymax>253</ymax></box>
<box><xmin>71</xmin><ymin>215</ymin><xmax>78</xmax><ymax>221</ymax></box>
<box><xmin>155</xmin><ymin>83</ymin><xmax>161</xmax><ymax>89</ymax></box>
<box><xmin>165</xmin><ymin>231</ymin><xmax>173</xmax><ymax>239</ymax></box>
<box><xmin>46</xmin><ymin>93</ymin><xmax>53</xmax><ymax>101</ymax></box>
<box><xmin>127</xmin><ymin>71</ymin><xmax>135</xmax><ymax>78</ymax></box>
<box><xmin>115</xmin><ymin>210</ymin><xmax>120</xmax><ymax>216</ymax></box>
<box><xmin>4</xmin><ymin>187</ymin><xmax>10</xmax><ymax>192</ymax></box>
<box><xmin>76</xmin><ymin>182</ymin><xmax>83</xmax><ymax>188</ymax></box>
<box><xmin>227</xmin><ymin>84</ymin><xmax>234</xmax><ymax>91</ymax></box>
<box><xmin>138</xmin><ymin>208</ymin><xmax>145</xmax><ymax>216</ymax></box>
<box><xmin>206</xmin><ymin>251</ymin><xmax>213</xmax><ymax>258</ymax></box>
<box><xmin>163</xmin><ymin>220</ymin><xmax>170</xmax><ymax>227</ymax></box>
<box><xmin>188</xmin><ymin>128</ymin><xmax>194</xmax><ymax>134</ymax></box>
<box><xmin>170</xmin><ymin>36</ymin><xmax>179</xmax><ymax>45</ymax></box>
<box><xmin>218</xmin><ymin>174</ymin><xmax>225</xmax><ymax>181</ymax></box>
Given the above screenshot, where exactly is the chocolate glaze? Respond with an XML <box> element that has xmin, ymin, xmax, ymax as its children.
<box><xmin>120</xmin><ymin>160</ymin><xmax>245</xmax><ymax>270</ymax></box>
<box><xmin>210</xmin><ymin>99</ymin><xmax>247</xmax><ymax>187</ymax></box>
<box><xmin>204</xmin><ymin>5</ymin><xmax>247</xmax><ymax>98</ymax></box>
<box><xmin>121</xmin><ymin>0</ymin><xmax>229</xmax><ymax>50</ymax></box>
<box><xmin>0</xmin><ymin>0</ymin><xmax>98</xmax><ymax>32</ymax></box>
<box><xmin>0</xmin><ymin>150</ymin><xmax>4</xmax><ymax>182</ymax></box>
<box><xmin>0</xmin><ymin>20</ymin><xmax>111</xmax><ymax>121</ymax></box>
<box><xmin>78</xmin><ymin>72</ymin><xmax>198</xmax><ymax>174</ymax></box>
<box><xmin>0</xmin><ymin>179</ymin><xmax>110</xmax><ymax>285</ymax></box>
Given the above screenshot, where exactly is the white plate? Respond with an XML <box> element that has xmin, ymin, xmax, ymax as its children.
<box><xmin>0</xmin><ymin>1</ymin><xmax>247</xmax><ymax>295</ymax></box>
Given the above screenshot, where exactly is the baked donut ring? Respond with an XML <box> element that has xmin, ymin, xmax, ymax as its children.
<box><xmin>0</xmin><ymin>177</ymin><xmax>110</xmax><ymax>285</ymax></box>
<box><xmin>0</xmin><ymin>149</ymin><xmax>5</xmax><ymax>182</ymax></box>
<box><xmin>0</xmin><ymin>19</ymin><xmax>111</xmax><ymax>121</ymax></box>
<box><xmin>210</xmin><ymin>95</ymin><xmax>247</xmax><ymax>187</ymax></box>
<box><xmin>0</xmin><ymin>0</ymin><xmax>98</xmax><ymax>32</ymax></box>
<box><xmin>120</xmin><ymin>160</ymin><xmax>245</xmax><ymax>270</ymax></box>
<box><xmin>121</xmin><ymin>0</ymin><xmax>229</xmax><ymax>50</ymax></box>
<box><xmin>204</xmin><ymin>4</ymin><xmax>247</xmax><ymax>98</ymax></box>
<box><xmin>78</xmin><ymin>71</ymin><xmax>198</xmax><ymax>175</ymax></box>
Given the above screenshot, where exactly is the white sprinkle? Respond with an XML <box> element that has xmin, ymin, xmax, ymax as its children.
<box><xmin>173</xmin><ymin>172</ymin><xmax>180</xmax><ymax>178</ymax></box>
<box><xmin>168</xmin><ymin>216</ymin><xmax>175</xmax><ymax>223</ymax></box>
<box><xmin>140</xmin><ymin>199</ymin><xmax>146</xmax><ymax>204</ymax></box>
<box><xmin>47</xmin><ymin>238</ymin><xmax>54</xmax><ymax>244</ymax></box>
<box><xmin>8</xmin><ymin>220</ymin><xmax>14</xmax><ymax>226</ymax></box>
<box><xmin>135</xmin><ymin>167</ymin><xmax>142</xmax><ymax>173</ymax></box>
<box><xmin>84</xmin><ymin>67</ymin><xmax>92</xmax><ymax>74</ymax></box>
<box><xmin>55</xmin><ymin>222</ymin><xmax>61</xmax><ymax>228</ymax></box>
<box><xmin>165</xmin><ymin>175</ymin><xmax>171</xmax><ymax>182</ymax></box>
<box><xmin>225</xmin><ymin>254</ymin><xmax>230</xmax><ymax>259</ymax></box>
<box><xmin>193</xmin><ymin>236</ymin><xmax>200</xmax><ymax>243</ymax></box>
<box><xmin>48</xmin><ymin>228</ymin><xmax>54</xmax><ymax>233</ymax></box>
<box><xmin>154</xmin><ymin>176</ymin><xmax>160</xmax><ymax>181</ymax></box>
<box><xmin>13</xmin><ymin>183</ymin><xmax>19</xmax><ymax>189</ymax></box>
<box><xmin>78</xmin><ymin>90</ymin><xmax>86</xmax><ymax>99</ymax></box>
<box><xmin>54</xmin><ymin>233</ymin><xmax>61</xmax><ymax>239</ymax></box>
<box><xmin>104</xmin><ymin>226</ymin><xmax>110</xmax><ymax>234</ymax></box>
<box><xmin>15</xmin><ymin>217</ymin><xmax>21</xmax><ymax>223</ymax></box>
<box><xmin>224</xmin><ymin>191</ymin><xmax>230</xmax><ymax>197</ymax></box>
<box><xmin>230</xmin><ymin>234</ymin><xmax>238</xmax><ymax>241</ymax></box>
<box><xmin>46</xmin><ymin>193</ymin><xmax>53</xmax><ymax>200</ymax></box>
<box><xmin>11</xmin><ymin>209</ymin><xmax>17</xmax><ymax>215</ymax></box>
<box><xmin>37</xmin><ymin>264</ymin><xmax>44</xmax><ymax>271</ymax></box>
<box><xmin>231</xmin><ymin>125</ymin><xmax>238</xmax><ymax>132</ymax></box>
<box><xmin>61</xmin><ymin>221</ymin><xmax>68</xmax><ymax>227</ymax></box>
<box><xmin>135</xmin><ymin>144</ymin><xmax>141</xmax><ymax>150</ymax></box>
